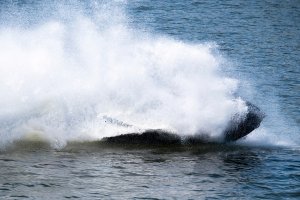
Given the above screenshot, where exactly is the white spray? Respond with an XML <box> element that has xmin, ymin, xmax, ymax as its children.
<box><xmin>0</xmin><ymin>1</ymin><xmax>248</xmax><ymax>148</ymax></box>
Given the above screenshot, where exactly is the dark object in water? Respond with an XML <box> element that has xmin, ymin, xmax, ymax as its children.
<box><xmin>103</xmin><ymin>130</ymin><xmax>181</xmax><ymax>145</ymax></box>
<box><xmin>103</xmin><ymin>102</ymin><xmax>265</xmax><ymax>145</ymax></box>
<box><xmin>223</xmin><ymin>101</ymin><xmax>265</xmax><ymax>142</ymax></box>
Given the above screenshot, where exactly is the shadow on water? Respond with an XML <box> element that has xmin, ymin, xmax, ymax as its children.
<box><xmin>0</xmin><ymin>134</ymin><xmax>275</xmax><ymax>155</ymax></box>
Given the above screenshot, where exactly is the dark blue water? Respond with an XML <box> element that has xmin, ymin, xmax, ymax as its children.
<box><xmin>0</xmin><ymin>0</ymin><xmax>299</xmax><ymax>199</ymax></box>
<box><xmin>0</xmin><ymin>143</ymin><xmax>299</xmax><ymax>199</ymax></box>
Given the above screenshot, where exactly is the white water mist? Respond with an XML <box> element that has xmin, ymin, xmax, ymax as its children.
<box><xmin>0</xmin><ymin>1</ymin><xmax>248</xmax><ymax>148</ymax></box>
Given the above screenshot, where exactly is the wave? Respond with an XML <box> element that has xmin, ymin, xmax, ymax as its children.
<box><xmin>0</xmin><ymin>0</ymin><xmax>269</xmax><ymax>149</ymax></box>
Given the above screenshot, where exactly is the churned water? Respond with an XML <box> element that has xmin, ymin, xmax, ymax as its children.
<box><xmin>0</xmin><ymin>0</ymin><xmax>299</xmax><ymax>199</ymax></box>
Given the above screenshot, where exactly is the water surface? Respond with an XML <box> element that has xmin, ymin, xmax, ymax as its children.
<box><xmin>0</xmin><ymin>0</ymin><xmax>299</xmax><ymax>199</ymax></box>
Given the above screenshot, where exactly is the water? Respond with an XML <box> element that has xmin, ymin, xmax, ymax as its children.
<box><xmin>1</xmin><ymin>143</ymin><xmax>299</xmax><ymax>199</ymax></box>
<box><xmin>0</xmin><ymin>0</ymin><xmax>299</xmax><ymax>199</ymax></box>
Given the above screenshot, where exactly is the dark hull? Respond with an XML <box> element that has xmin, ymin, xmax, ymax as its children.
<box><xmin>103</xmin><ymin>102</ymin><xmax>265</xmax><ymax>145</ymax></box>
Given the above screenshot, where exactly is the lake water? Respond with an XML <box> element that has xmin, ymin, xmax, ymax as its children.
<box><xmin>0</xmin><ymin>0</ymin><xmax>299</xmax><ymax>199</ymax></box>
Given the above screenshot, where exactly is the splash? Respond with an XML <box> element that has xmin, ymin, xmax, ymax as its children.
<box><xmin>0</xmin><ymin>0</ymin><xmax>249</xmax><ymax>148</ymax></box>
